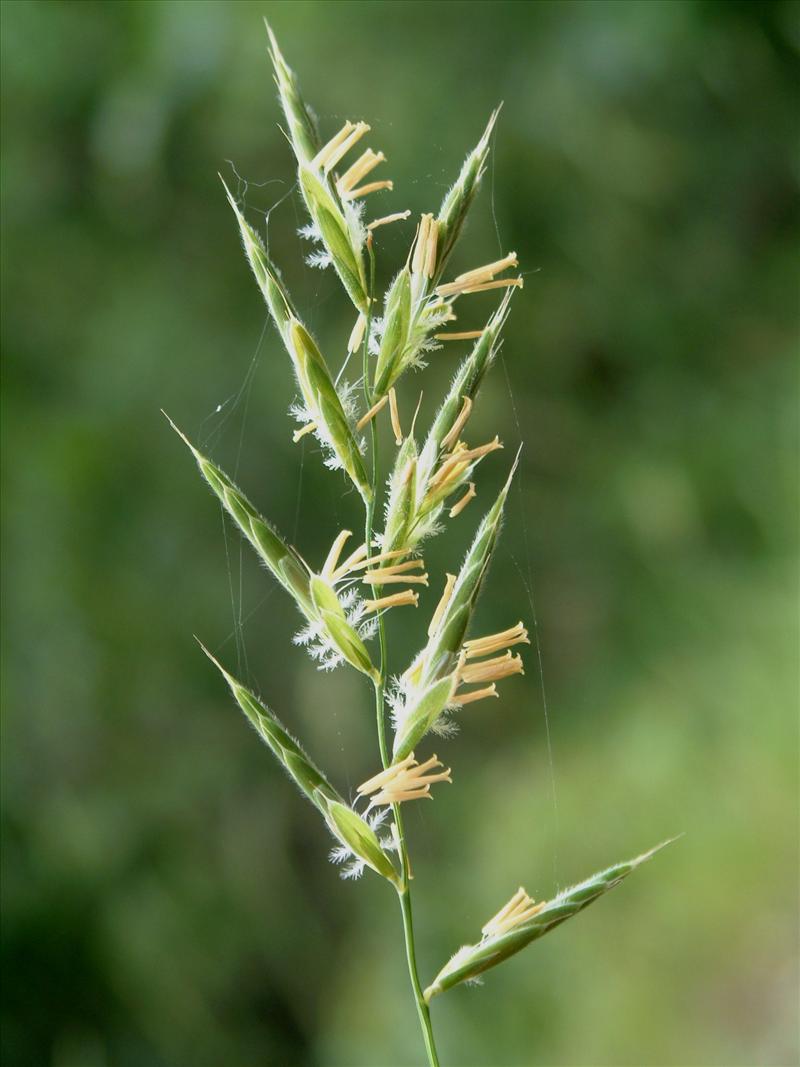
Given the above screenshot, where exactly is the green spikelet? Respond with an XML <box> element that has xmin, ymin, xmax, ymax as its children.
<box><xmin>165</xmin><ymin>415</ymin><xmax>315</xmax><ymax>618</ymax></box>
<box><xmin>222</xmin><ymin>184</ymin><xmax>371</xmax><ymax>503</ymax></box>
<box><xmin>392</xmin><ymin>457</ymin><xmax>518</xmax><ymax>759</ymax></box>
<box><xmin>421</xmin><ymin>289</ymin><xmax>514</xmax><ymax>468</ymax></box>
<box><xmin>418</xmin><ymin>455</ymin><xmax>518</xmax><ymax>686</ymax></box>
<box><xmin>265</xmin><ymin>21</ymin><xmax>319</xmax><ymax>164</ymax></box>
<box><xmin>435</xmin><ymin>109</ymin><xmax>499</xmax><ymax>276</ymax></box>
<box><xmin>201</xmin><ymin>644</ymin><xmax>399</xmax><ymax>886</ymax></box>
<box><xmin>298</xmin><ymin>165</ymin><xmax>370</xmax><ymax>314</ymax></box>
<box><xmin>373</xmin><ymin>266</ymin><xmax>413</xmax><ymax>397</ymax></box>
<box><xmin>382</xmin><ymin>436</ymin><xmax>418</xmax><ymax>555</ymax></box>
<box><xmin>424</xmin><ymin>840</ymin><xmax>677</xmax><ymax>1002</ymax></box>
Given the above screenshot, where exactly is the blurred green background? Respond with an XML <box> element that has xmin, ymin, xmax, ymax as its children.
<box><xmin>2</xmin><ymin>1</ymin><xmax>798</xmax><ymax>1065</ymax></box>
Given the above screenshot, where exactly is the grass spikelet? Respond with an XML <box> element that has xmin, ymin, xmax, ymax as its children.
<box><xmin>423</xmin><ymin>840</ymin><xmax>679</xmax><ymax>1002</ymax></box>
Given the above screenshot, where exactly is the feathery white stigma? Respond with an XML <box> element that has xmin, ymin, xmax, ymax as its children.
<box><xmin>358</xmin><ymin>752</ymin><xmax>452</xmax><ymax>807</ymax></box>
<box><xmin>481</xmin><ymin>887</ymin><xmax>544</xmax><ymax>940</ymax></box>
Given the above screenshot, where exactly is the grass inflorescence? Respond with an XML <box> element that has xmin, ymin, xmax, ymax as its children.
<box><xmin>167</xmin><ymin>23</ymin><xmax>673</xmax><ymax>1065</ymax></box>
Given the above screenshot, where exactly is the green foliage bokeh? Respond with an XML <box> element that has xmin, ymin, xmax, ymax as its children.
<box><xmin>2</xmin><ymin>2</ymin><xmax>797</xmax><ymax>1065</ymax></box>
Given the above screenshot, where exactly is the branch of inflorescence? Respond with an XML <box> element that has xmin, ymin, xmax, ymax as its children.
<box><xmin>361</xmin><ymin>239</ymin><xmax>441</xmax><ymax>1067</ymax></box>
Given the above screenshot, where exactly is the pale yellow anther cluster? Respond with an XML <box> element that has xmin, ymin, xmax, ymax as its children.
<box><xmin>411</xmin><ymin>213</ymin><xmax>439</xmax><ymax>279</ymax></box>
<box><xmin>463</xmin><ymin>621</ymin><xmax>529</xmax><ymax>659</ymax></box>
<box><xmin>459</xmin><ymin>650</ymin><xmax>524</xmax><ymax>684</ymax></box>
<box><xmin>435</xmin><ymin>251</ymin><xmax>522</xmax><ymax>299</ymax></box>
<box><xmin>449</xmin><ymin>620</ymin><xmax>529</xmax><ymax>706</ymax></box>
<box><xmin>364</xmin><ymin>558</ymin><xmax>427</xmax><ymax>584</ymax></box>
<box><xmin>481</xmin><ymin>887</ymin><xmax>545</xmax><ymax>940</ymax></box>
<box><xmin>311</xmin><ymin>120</ymin><xmax>394</xmax><ymax>201</ymax></box>
<box><xmin>358</xmin><ymin>752</ymin><xmax>452</xmax><ymax>807</ymax></box>
<box><xmin>320</xmin><ymin>530</ymin><xmax>426</xmax><ymax>615</ymax></box>
<box><xmin>312</xmin><ymin>121</ymin><xmax>370</xmax><ymax>173</ymax></box>
<box><xmin>426</xmin><ymin>437</ymin><xmax>503</xmax><ymax>506</ymax></box>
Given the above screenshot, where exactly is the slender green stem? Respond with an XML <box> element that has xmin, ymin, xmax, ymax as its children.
<box><xmin>360</xmin><ymin>241</ymin><xmax>440</xmax><ymax>1066</ymax></box>
<box><xmin>398</xmin><ymin>879</ymin><xmax>440</xmax><ymax>1067</ymax></box>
